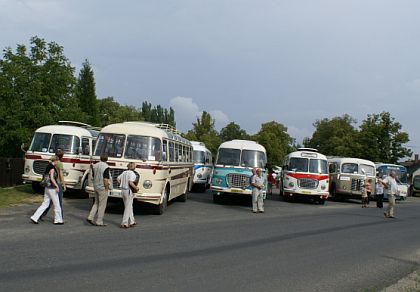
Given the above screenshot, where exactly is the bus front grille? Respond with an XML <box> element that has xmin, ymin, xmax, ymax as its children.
<box><xmin>298</xmin><ymin>178</ymin><xmax>318</xmax><ymax>189</ymax></box>
<box><xmin>110</xmin><ymin>168</ymin><xmax>125</xmax><ymax>189</ymax></box>
<box><xmin>226</xmin><ymin>174</ymin><xmax>250</xmax><ymax>188</ymax></box>
<box><xmin>33</xmin><ymin>160</ymin><xmax>49</xmax><ymax>175</ymax></box>
<box><xmin>351</xmin><ymin>179</ymin><xmax>363</xmax><ymax>191</ymax></box>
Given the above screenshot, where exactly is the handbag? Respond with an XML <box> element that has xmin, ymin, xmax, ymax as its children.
<box><xmin>40</xmin><ymin>173</ymin><xmax>51</xmax><ymax>188</ymax></box>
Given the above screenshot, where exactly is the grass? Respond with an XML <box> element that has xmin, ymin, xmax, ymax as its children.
<box><xmin>0</xmin><ymin>184</ymin><xmax>43</xmax><ymax>208</ymax></box>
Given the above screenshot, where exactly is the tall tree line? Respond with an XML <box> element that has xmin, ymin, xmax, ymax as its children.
<box><xmin>0</xmin><ymin>37</ymin><xmax>175</xmax><ymax>157</ymax></box>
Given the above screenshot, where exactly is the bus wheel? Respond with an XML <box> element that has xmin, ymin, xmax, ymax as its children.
<box><xmin>318</xmin><ymin>199</ymin><xmax>326</xmax><ymax>205</ymax></box>
<box><xmin>177</xmin><ymin>181</ymin><xmax>188</xmax><ymax>202</ymax></box>
<box><xmin>213</xmin><ymin>193</ymin><xmax>222</xmax><ymax>204</ymax></box>
<box><xmin>81</xmin><ymin>179</ymin><xmax>89</xmax><ymax>198</ymax></box>
<box><xmin>31</xmin><ymin>182</ymin><xmax>43</xmax><ymax>193</ymax></box>
<box><xmin>155</xmin><ymin>188</ymin><xmax>168</xmax><ymax>215</ymax></box>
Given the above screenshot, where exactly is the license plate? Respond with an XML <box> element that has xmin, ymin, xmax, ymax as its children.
<box><xmin>301</xmin><ymin>190</ymin><xmax>312</xmax><ymax>194</ymax></box>
<box><xmin>230</xmin><ymin>189</ymin><xmax>243</xmax><ymax>193</ymax></box>
<box><xmin>35</xmin><ymin>177</ymin><xmax>42</xmax><ymax>182</ymax></box>
<box><xmin>110</xmin><ymin>190</ymin><xmax>121</xmax><ymax>197</ymax></box>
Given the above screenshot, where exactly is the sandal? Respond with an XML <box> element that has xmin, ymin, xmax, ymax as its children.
<box><xmin>120</xmin><ymin>224</ymin><xmax>129</xmax><ymax>228</ymax></box>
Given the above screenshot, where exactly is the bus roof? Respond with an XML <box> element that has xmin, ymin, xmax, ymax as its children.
<box><xmin>36</xmin><ymin>125</ymin><xmax>95</xmax><ymax>137</ymax></box>
<box><xmin>328</xmin><ymin>157</ymin><xmax>375</xmax><ymax>166</ymax></box>
<box><xmin>100</xmin><ymin>122</ymin><xmax>191</xmax><ymax>145</ymax></box>
<box><xmin>286</xmin><ymin>149</ymin><xmax>327</xmax><ymax>160</ymax></box>
<box><xmin>375</xmin><ymin>163</ymin><xmax>407</xmax><ymax>170</ymax></box>
<box><xmin>218</xmin><ymin>140</ymin><xmax>266</xmax><ymax>153</ymax></box>
<box><xmin>191</xmin><ymin>141</ymin><xmax>210</xmax><ymax>152</ymax></box>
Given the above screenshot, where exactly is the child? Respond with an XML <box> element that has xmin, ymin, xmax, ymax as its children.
<box><xmin>362</xmin><ymin>179</ymin><xmax>372</xmax><ymax>208</ymax></box>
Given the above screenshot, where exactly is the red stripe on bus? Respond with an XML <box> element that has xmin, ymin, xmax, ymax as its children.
<box><xmin>25</xmin><ymin>154</ymin><xmax>43</xmax><ymax>160</ymax></box>
<box><xmin>286</xmin><ymin>173</ymin><xmax>329</xmax><ymax>181</ymax></box>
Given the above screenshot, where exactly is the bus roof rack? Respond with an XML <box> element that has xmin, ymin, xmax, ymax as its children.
<box><xmin>155</xmin><ymin>124</ymin><xmax>181</xmax><ymax>135</ymax></box>
<box><xmin>58</xmin><ymin>121</ymin><xmax>101</xmax><ymax>131</ymax></box>
<box><xmin>297</xmin><ymin>147</ymin><xmax>318</xmax><ymax>152</ymax></box>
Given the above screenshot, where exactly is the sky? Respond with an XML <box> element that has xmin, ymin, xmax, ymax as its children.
<box><xmin>1</xmin><ymin>0</ymin><xmax>420</xmax><ymax>157</ymax></box>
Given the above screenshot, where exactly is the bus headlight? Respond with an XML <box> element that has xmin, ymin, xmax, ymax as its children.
<box><xmin>215</xmin><ymin>178</ymin><xmax>222</xmax><ymax>185</ymax></box>
<box><xmin>321</xmin><ymin>185</ymin><xmax>326</xmax><ymax>190</ymax></box>
<box><xmin>197</xmin><ymin>173</ymin><xmax>202</xmax><ymax>178</ymax></box>
<box><xmin>63</xmin><ymin>170</ymin><xmax>69</xmax><ymax>177</ymax></box>
<box><xmin>288</xmin><ymin>182</ymin><xmax>294</xmax><ymax>187</ymax></box>
<box><xmin>25</xmin><ymin>166</ymin><xmax>30</xmax><ymax>173</ymax></box>
<box><xmin>143</xmin><ymin>180</ymin><xmax>152</xmax><ymax>189</ymax></box>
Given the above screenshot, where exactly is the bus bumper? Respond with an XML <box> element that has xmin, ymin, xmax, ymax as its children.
<box><xmin>211</xmin><ymin>186</ymin><xmax>252</xmax><ymax>196</ymax></box>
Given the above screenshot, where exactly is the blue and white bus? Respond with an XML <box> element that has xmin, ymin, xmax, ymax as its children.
<box><xmin>375</xmin><ymin>163</ymin><xmax>409</xmax><ymax>200</ymax></box>
<box><xmin>210</xmin><ymin>140</ymin><xmax>267</xmax><ymax>203</ymax></box>
<box><xmin>191</xmin><ymin>141</ymin><xmax>213</xmax><ymax>192</ymax></box>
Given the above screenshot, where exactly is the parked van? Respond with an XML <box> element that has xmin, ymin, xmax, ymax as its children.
<box><xmin>191</xmin><ymin>141</ymin><xmax>213</xmax><ymax>192</ymax></box>
<box><xmin>211</xmin><ymin>140</ymin><xmax>267</xmax><ymax>203</ymax></box>
<box><xmin>86</xmin><ymin>122</ymin><xmax>193</xmax><ymax>214</ymax></box>
<box><xmin>375</xmin><ymin>163</ymin><xmax>408</xmax><ymax>200</ymax></box>
<box><xmin>22</xmin><ymin>121</ymin><xmax>99</xmax><ymax>192</ymax></box>
<box><xmin>281</xmin><ymin>148</ymin><xmax>329</xmax><ymax>204</ymax></box>
<box><xmin>328</xmin><ymin>157</ymin><xmax>376</xmax><ymax>200</ymax></box>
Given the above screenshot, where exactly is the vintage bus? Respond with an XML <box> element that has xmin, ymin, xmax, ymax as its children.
<box><xmin>411</xmin><ymin>168</ymin><xmax>420</xmax><ymax>196</ymax></box>
<box><xmin>281</xmin><ymin>148</ymin><xmax>329</xmax><ymax>204</ymax></box>
<box><xmin>86</xmin><ymin>122</ymin><xmax>193</xmax><ymax>214</ymax></box>
<box><xmin>210</xmin><ymin>140</ymin><xmax>267</xmax><ymax>203</ymax></box>
<box><xmin>191</xmin><ymin>141</ymin><xmax>213</xmax><ymax>192</ymax></box>
<box><xmin>328</xmin><ymin>157</ymin><xmax>376</xmax><ymax>200</ymax></box>
<box><xmin>22</xmin><ymin>121</ymin><xmax>99</xmax><ymax>192</ymax></box>
<box><xmin>375</xmin><ymin>163</ymin><xmax>408</xmax><ymax>200</ymax></box>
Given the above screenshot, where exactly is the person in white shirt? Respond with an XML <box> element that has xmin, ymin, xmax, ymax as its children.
<box><xmin>382</xmin><ymin>171</ymin><xmax>398</xmax><ymax>218</ymax></box>
<box><xmin>117</xmin><ymin>162</ymin><xmax>139</xmax><ymax>228</ymax></box>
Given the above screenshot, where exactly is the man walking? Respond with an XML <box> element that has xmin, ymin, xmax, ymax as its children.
<box><xmin>251</xmin><ymin>168</ymin><xmax>265</xmax><ymax>213</ymax></box>
<box><xmin>382</xmin><ymin>171</ymin><xmax>398</xmax><ymax>218</ymax></box>
<box><xmin>87</xmin><ymin>154</ymin><xmax>111</xmax><ymax>226</ymax></box>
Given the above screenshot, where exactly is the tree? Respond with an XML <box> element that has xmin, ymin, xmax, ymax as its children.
<box><xmin>75</xmin><ymin>59</ymin><xmax>98</xmax><ymax>126</ymax></box>
<box><xmin>184</xmin><ymin>111</ymin><xmax>221</xmax><ymax>155</ymax></box>
<box><xmin>304</xmin><ymin>115</ymin><xmax>359</xmax><ymax>157</ymax></box>
<box><xmin>253</xmin><ymin>121</ymin><xmax>294</xmax><ymax>169</ymax></box>
<box><xmin>220</xmin><ymin>122</ymin><xmax>249</xmax><ymax>142</ymax></box>
<box><xmin>97</xmin><ymin>97</ymin><xmax>142</xmax><ymax>126</ymax></box>
<box><xmin>358</xmin><ymin>112</ymin><xmax>411</xmax><ymax>163</ymax></box>
<box><xmin>0</xmin><ymin>36</ymin><xmax>83</xmax><ymax>157</ymax></box>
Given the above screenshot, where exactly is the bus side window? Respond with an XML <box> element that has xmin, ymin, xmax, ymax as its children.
<box><xmin>82</xmin><ymin>138</ymin><xmax>90</xmax><ymax>155</ymax></box>
<box><xmin>329</xmin><ymin>163</ymin><xmax>335</xmax><ymax>173</ymax></box>
<box><xmin>162</xmin><ymin>140</ymin><xmax>168</xmax><ymax>161</ymax></box>
<box><xmin>169</xmin><ymin>142</ymin><xmax>175</xmax><ymax>162</ymax></box>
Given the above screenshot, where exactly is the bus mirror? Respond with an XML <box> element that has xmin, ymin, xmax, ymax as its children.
<box><xmin>21</xmin><ymin>143</ymin><xmax>27</xmax><ymax>153</ymax></box>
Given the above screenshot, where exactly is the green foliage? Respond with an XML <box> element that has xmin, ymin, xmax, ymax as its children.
<box><xmin>358</xmin><ymin>112</ymin><xmax>412</xmax><ymax>163</ymax></box>
<box><xmin>0</xmin><ymin>36</ymin><xmax>84</xmax><ymax>157</ymax></box>
<box><xmin>75</xmin><ymin>59</ymin><xmax>98</xmax><ymax>126</ymax></box>
<box><xmin>253</xmin><ymin>121</ymin><xmax>294</xmax><ymax>169</ymax></box>
<box><xmin>304</xmin><ymin>115</ymin><xmax>359</xmax><ymax>157</ymax></box>
<box><xmin>184</xmin><ymin>111</ymin><xmax>221</xmax><ymax>155</ymax></box>
<box><xmin>141</xmin><ymin>102</ymin><xmax>176</xmax><ymax>127</ymax></box>
<box><xmin>220</xmin><ymin>122</ymin><xmax>249</xmax><ymax>142</ymax></box>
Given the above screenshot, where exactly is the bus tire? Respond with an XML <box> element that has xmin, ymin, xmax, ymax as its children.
<box><xmin>32</xmin><ymin>181</ymin><xmax>43</xmax><ymax>193</ymax></box>
<box><xmin>318</xmin><ymin>199</ymin><xmax>326</xmax><ymax>205</ymax></box>
<box><xmin>155</xmin><ymin>187</ymin><xmax>169</xmax><ymax>215</ymax></box>
<box><xmin>81</xmin><ymin>178</ymin><xmax>89</xmax><ymax>198</ymax></box>
<box><xmin>213</xmin><ymin>193</ymin><xmax>222</xmax><ymax>204</ymax></box>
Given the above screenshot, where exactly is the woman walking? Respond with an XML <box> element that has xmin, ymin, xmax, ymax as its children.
<box><xmin>30</xmin><ymin>156</ymin><xmax>64</xmax><ymax>224</ymax></box>
<box><xmin>117</xmin><ymin>162</ymin><xmax>139</xmax><ymax>228</ymax></box>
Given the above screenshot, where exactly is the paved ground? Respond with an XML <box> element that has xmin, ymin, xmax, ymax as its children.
<box><xmin>1</xmin><ymin>189</ymin><xmax>420</xmax><ymax>292</ymax></box>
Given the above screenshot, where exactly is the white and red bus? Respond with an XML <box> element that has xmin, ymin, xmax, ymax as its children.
<box><xmin>86</xmin><ymin>122</ymin><xmax>193</xmax><ymax>214</ymax></box>
<box><xmin>22</xmin><ymin>121</ymin><xmax>99</xmax><ymax>192</ymax></box>
<box><xmin>281</xmin><ymin>148</ymin><xmax>329</xmax><ymax>204</ymax></box>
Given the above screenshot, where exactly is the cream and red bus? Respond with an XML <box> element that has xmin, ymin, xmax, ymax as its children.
<box><xmin>281</xmin><ymin>148</ymin><xmax>329</xmax><ymax>204</ymax></box>
<box><xmin>22</xmin><ymin>121</ymin><xmax>99</xmax><ymax>192</ymax></box>
<box><xmin>86</xmin><ymin>122</ymin><xmax>193</xmax><ymax>214</ymax></box>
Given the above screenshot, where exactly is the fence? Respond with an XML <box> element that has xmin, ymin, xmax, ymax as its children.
<box><xmin>0</xmin><ymin>158</ymin><xmax>24</xmax><ymax>187</ymax></box>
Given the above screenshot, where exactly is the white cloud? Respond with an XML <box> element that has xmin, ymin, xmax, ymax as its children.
<box><xmin>287</xmin><ymin>125</ymin><xmax>312</xmax><ymax>144</ymax></box>
<box><xmin>209</xmin><ymin>110</ymin><xmax>229</xmax><ymax>130</ymax></box>
<box><xmin>169</xmin><ymin>96</ymin><xmax>229</xmax><ymax>133</ymax></box>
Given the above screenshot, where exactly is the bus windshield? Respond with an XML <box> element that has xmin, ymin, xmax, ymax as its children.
<box><xmin>309</xmin><ymin>159</ymin><xmax>328</xmax><ymax>174</ymax></box>
<box><xmin>342</xmin><ymin>163</ymin><xmax>358</xmax><ymax>174</ymax></box>
<box><xmin>193</xmin><ymin>150</ymin><xmax>205</xmax><ymax>164</ymax></box>
<box><xmin>377</xmin><ymin>166</ymin><xmax>408</xmax><ymax>184</ymax></box>
<box><xmin>29</xmin><ymin>133</ymin><xmax>51</xmax><ymax>152</ymax></box>
<box><xmin>241</xmin><ymin>150</ymin><xmax>266</xmax><ymax>168</ymax></box>
<box><xmin>217</xmin><ymin>148</ymin><xmax>241</xmax><ymax>166</ymax></box>
<box><xmin>95</xmin><ymin>134</ymin><xmax>126</xmax><ymax>158</ymax></box>
<box><xmin>289</xmin><ymin>158</ymin><xmax>327</xmax><ymax>174</ymax></box>
<box><xmin>29</xmin><ymin>133</ymin><xmax>80</xmax><ymax>154</ymax></box>
<box><xmin>125</xmin><ymin>135</ymin><xmax>161</xmax><ymax>161</ymax></box>
<box><xmin>359</xmin><ymin>164</ymin><xmax>375</xmax><ymax>176</ymax></box>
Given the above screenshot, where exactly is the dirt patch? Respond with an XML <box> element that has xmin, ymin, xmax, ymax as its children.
<box><xmin>383</xmin><ymin>269</ymin><xmax>420</xmax><ymax>292</ymax></box>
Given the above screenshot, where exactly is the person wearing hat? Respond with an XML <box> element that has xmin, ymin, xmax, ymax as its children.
<box><xmin>30</xmin><ymin>156</ymin><xmax>64</xmax><ymax>224</ymax></box>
